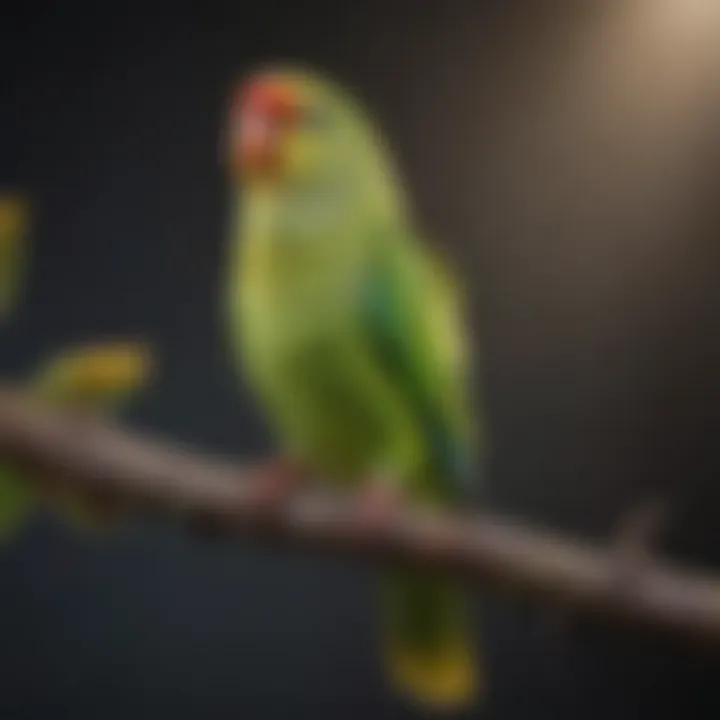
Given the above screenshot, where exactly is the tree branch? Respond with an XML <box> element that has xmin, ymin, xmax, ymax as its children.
<box><xmin>0</xmin><ymin>387</ymin><xmax>718</xmax><ymax>647</ymax></box>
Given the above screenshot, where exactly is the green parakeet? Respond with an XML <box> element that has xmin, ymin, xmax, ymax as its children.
<box><xmin>0</xmin><ymin>341</ymin><xmax>154</xmax><ymax>538</ymax></box>
<box><xmin>225</xmin><ymin>65</ymin><xmax>485</xmax><ymax>710</ymax></box>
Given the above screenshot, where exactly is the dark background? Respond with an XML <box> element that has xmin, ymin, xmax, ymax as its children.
<box><xmin>2</xmin><ymin>0</ymin><xmax>720</xmax><ymax>717</ymax></box>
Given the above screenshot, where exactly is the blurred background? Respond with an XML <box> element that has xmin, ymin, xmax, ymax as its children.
<box><xmin>3</xmin><ymin>0</ymin><xmax>720</xmax><ymax>717</ymax></box>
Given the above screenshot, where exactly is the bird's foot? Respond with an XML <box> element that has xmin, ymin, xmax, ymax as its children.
<box><xmin>248</xmin><ymin>456</ymin><xmax>310</xmax><ymax>510</ymax></box>
<box><xmin>189</xmin><ymin>456</ymin><xmax>309</xmax><ymax>541</ymax></box>
<box><xmin>350</xmin><ymin>476</ymin><xmax>406</xmax><ymax>539</ymax></box>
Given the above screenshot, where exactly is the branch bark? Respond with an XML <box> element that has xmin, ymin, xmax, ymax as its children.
<box><xmin>0</xmin><ymin>387</ymin><xmax>718</xmax><ymax>647</ymax></box>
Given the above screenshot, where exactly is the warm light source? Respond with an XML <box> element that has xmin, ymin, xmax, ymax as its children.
<box><xmin>602</xmin><ymin>0</ymin><xmax>720</xmax><ymax>82</ymax></box>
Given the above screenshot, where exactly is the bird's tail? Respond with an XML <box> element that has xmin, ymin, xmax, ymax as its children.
<box><xmin>379</xmin><ymin>568</ymin><xmax>482</xmax><ymax>711</ymax></box>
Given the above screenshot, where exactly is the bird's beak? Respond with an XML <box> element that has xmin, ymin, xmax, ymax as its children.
<box><xmin>228</xmin><ymin>77</ymin><xmax>300</xmax><ymax>183</ymax></box>
<box><xmin>235</xmin><ymin>111</ymin><xmax>281</xmax><ymax>181</ymax></box>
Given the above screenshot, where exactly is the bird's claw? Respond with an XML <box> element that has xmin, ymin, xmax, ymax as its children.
<box><xmin>350</xmin><ymin>478</ymin><xmax>405</xmax><ymax>539</ymax></box>
<box><xmin>249</xmin><ymin>457</ymin><xmax>309</xmax><ymax>510</ymax></box>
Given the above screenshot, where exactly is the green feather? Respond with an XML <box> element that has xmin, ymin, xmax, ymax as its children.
<box><xmin>360</xmin><ymin>232</ymin><xmax>478</xmax><ymax>503</ymax></box>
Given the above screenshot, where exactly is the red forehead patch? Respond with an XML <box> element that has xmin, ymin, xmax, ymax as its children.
<box><xmin>233</xmin><ymin>76</ymin><xmax>299</xmax><ymax>123</ymax></box>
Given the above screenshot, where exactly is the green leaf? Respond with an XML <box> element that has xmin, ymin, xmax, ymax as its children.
<box><xmin>0</xmin><ymin>462</ymin><xmax>32</xmax><ymax>541</ymax></box>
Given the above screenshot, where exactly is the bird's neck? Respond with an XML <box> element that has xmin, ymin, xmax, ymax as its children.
<box><xmin>240</xmin><ymin>186</ymin><xmax>337</xmax><ymax>278</ymax></box>
<box><xmin>234</xmin><ymin>175</ymin><xmax>410</xmax><ymax>300</ymax></box>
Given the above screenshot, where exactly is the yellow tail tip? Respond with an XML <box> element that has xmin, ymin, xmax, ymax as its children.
<box><xmin>387</xmin><ymin>642</ymin><xmax>483</xmax><ymax>712</ymax></box>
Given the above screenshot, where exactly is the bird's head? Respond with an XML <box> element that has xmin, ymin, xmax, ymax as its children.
<box><xmin>225</xmin><ymin>64</ymin><xmax>384</xmax><ymax>191</ymax></box>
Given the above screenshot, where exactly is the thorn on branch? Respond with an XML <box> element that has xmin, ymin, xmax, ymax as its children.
<box><xmin>611</xmin><ymin>495</ymin><xmax>670</xmax><ymax>600</ymax></box>
<box><xmin>244</xmin><ymin>457</ymin><xmax>309</xmax><ymax>512</ymax></box>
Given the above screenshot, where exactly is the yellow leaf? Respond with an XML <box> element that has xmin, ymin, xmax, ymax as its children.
<box><xmin>0</xmin><ymin>192</ymin><xmax>30</xmax><ymax>321</ymax></box>
<box><xmin>31</xmin><ymin>339</ymin><xmax>156</xmax><ymax>409</ymax></box>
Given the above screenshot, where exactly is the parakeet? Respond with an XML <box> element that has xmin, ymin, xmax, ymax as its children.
<box><xmin>0</xmin><ymin>340</ymin><xmax>154</xmax><ymax>538</ymax></box>
<box><xmin>225</xmin><ymin>65</ymin><xmax>485</xmax><ymax>710</ymax></box>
